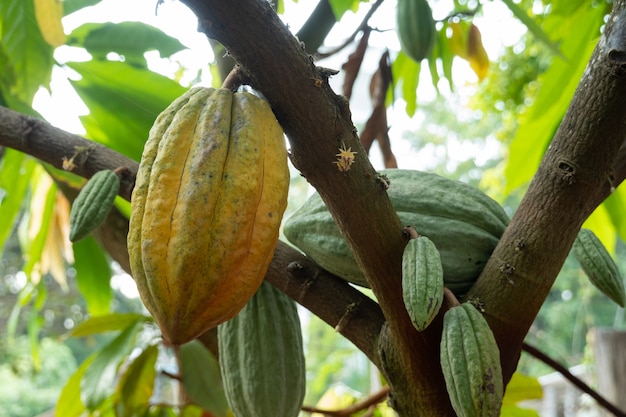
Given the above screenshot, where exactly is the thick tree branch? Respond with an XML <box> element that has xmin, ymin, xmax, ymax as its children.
<box><xmin>180</xmin><ymin>1</ymin><xmax>452</xmax><ymax>413</ymax></box>
<box><xmin>0</xmin><ymin>106</ymin><xmax>137</xmax><ymax>200</ymax></box>
<box><xmin>468</xmin><ymin>0</ymin><xmax>626</xmax><ymax>383</ymax></box>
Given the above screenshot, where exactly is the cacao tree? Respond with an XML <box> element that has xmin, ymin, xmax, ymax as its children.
<box><xmin>1</xmin><ymin>0</ymin><xmax>626</xmax><ymax>416</ymax></box>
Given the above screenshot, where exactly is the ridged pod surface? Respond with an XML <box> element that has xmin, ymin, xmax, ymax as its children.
<box><xmin>397</xmin><ymin>0</ymin><xmax>437</xmax><ymax>62</ymax></box>
<box><xmin>573</xmin><ymin>228</ymin><xmax>626</xmax><ymax>307</ymax></box>
<box><xmin>69</xmin><ymin>169</ymin><xmax>120</xmax><ymax>242</ymax></box>
<box><xmin>128</xmin><ymin>87</ymin><xmax>290</xmax><ymax>345</ymax></box>
<box><xmin>440</xmin><ymin>303</ymin><xmax>503</xmax><ymax>417</ymax></box>
<box><xmin>218</xmin><ymin>281</ymin><xmax>306</xmax><ymax>417</ymax></box>
<box><xmin>283</xmin><ymin>169</ymin><xmax>509</xmax><ymax>295</ymax></box>
<box><xmin>402</xmin><ymin>235</ymin><xmax>444</xmax><ymax>331</ymax></box>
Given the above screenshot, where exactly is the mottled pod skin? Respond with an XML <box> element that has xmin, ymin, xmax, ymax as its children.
<box><xmin>128</xmin><ymin>87</ymin><xmax>290</xmax><ymax>345</ymax></box>
<box><xmin>218</xmin><ymin>281</ymin><xmax>306</xmax><ymax>417</ymax></box>
<box><xmin>402</xmin><ymin>235</ymin><xmax>444</xmax><ymax>331</ymax></box>
<box><xmin>440</xmin><ymin>303</ymin><xmax>503</xmax><ymax>417</ymax></box>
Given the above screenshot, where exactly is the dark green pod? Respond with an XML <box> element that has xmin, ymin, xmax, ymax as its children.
<box><xmin>402</xmin><ymin>235</ymin><xmax>444</xmax><ymax>331</ymax></box>
<box><xmin>573</xmin><ymin>228</ymin><xmax>625</xmax><ymax>307</ymax></box>
<box><xmin>69</xmin><ymin>169</ymin><xmax>120</xmax><ymax>242</ymax></box>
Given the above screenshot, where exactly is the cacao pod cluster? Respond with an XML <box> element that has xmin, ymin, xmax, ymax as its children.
<box><xmin>128</xmin><ymin>86</ymin><xmax>290</xmax><ymax>345</ymax></box>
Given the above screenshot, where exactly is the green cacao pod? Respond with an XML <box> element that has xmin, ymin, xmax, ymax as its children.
<box><xmin>283</xmin><ymin>169</ymin><xmax>509</xmax><ymax>295</ymax></box>
<box><xmin>440</xmin><ymin>303</ymin><xmax>503</xmax><ymax>417</ymax></box>
<box><xmin>128</xmin><ymin>87</ymin><xmax>290</xmax><ymax>345</ymax></box>
<box><xmin>69</xmin><ymin>169</ymin><xmax>120</xmax><ymax>242</ymax></box>
<box><xmin>397</xmin><ymin>0</ymin><xmax>437</xmax><ymax>62</ymax></box>
<box><xmin>402</xmin><ymin>235</ymin><xmax>444</xmax><ymax>331</ymax></box>
<box><xmin>573</xmin><ymin>228</ymin><xmax>626</xmax><ymax>307</ymax></box>
<box><xmin>218</xmin><ymin>281</ymin><xmax>306</xmax><ymax>417</ymax></box>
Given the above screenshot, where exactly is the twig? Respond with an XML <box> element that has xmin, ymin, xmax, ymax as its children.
<box><xmin>302</xmin><ymin>386</ymin><xmax>390</xmax><ymax>416</ymax></box>
<box><xmin>522</xmin><ymin>342</ymin><xmax>626</xmax><ymax>417</ymax></box>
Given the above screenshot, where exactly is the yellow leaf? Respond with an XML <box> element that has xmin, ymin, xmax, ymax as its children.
<box><xmin>34</xmin><ymin>0</ymin><xmax>66</xmax><ymax>47</ymax></box>
<box><xmin>467</xmin><ymin>24</ymin><xmax>490</xmax><ymax>80</ymax></box>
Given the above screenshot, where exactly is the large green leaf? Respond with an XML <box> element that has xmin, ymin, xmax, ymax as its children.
<box><xmin>392</xmin><ymin>51</ymin><xmax>421</xmax><ymax>117</ymax></box>
<box><xmin>69</xmin><ymin>312</ymin><xmax>149</xmax><ymax>337</ymax></box>
<box><xmin>66</xmin><ymin>60</ymin><xmax>187</xmax><ymax>161</ymax></box>
<box><xmin>63</xmin><ymin>0</ymin><xmax>103</xmax><ymax>16</ymax></box>
<box><xmin>116</xmin><ymin>344</ymin><xmax>159</xmax><ymax>417</ymax></box>
<box><xmin>327</xmin><ymin>0</ymin><xmax>361</xmax><ymax>19</ymax></box>
<box><xmin>179</xmin><ymin>341</ymin><xmax>229</xmax><ymax>416</ymax></box>
<box><xmin>67</xmin><ymin>22</ymin><xmax>187</xmax><ymax>66</ymax></box>
<box><xmin>56</xmin><ymin>355</ymin><xmax>94</xmax><ymax>417</ymax></box>
<box><xmin>505</xmin><ymin>4</ymin><xmax>605</xmax><ymax>193</ymax></box>
<box><xmin>0</xmin><ymin>149</ymin><xmax>35</xmax><ymax>255</ymax></box>
<box><xmin>80</xmin><ymin>318</ymin><xmax>144</xmax><ymax>410</ymax></box>
<box><xmin>72</xmin><ymin>236</ymin><xmax>113</xmax><ymax>316</ymax></box>
<box><xmin>0</xmin><ymin>0</ymin><xmax>54</xmax><ymax>102</ymax></box>
<box><xmin>500</xmin><ymin>0</ymin><xmax>562</xmax><ymax>57</ymax></box>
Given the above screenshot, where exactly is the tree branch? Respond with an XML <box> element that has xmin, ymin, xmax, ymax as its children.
<box><xmin>0</xmin><ymin>104</ymin><xmax>386</xmax><ymax>363</ymax></box>
<box><xmin>468</xmin><ymin>0</ymin><xmax>626</xmax><ymax>382</ymax></box>
<box><xmin>180</xmin><ymin>0</ymin><xmax>453</xmax><ymax>413</ymax></box>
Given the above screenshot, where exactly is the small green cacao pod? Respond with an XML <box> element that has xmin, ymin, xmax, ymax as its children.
<box><xmin>69</xmin><ymin>169</ymin><xmax>120</xmax><ymax>242</ymax></box>
<box><xmin>441</xmin><ymin>303</ymin><xmax>503</xmax><ymax>417</ymax></box>
<box><xmin>218</xmin><ymin>281</ymin><xmax>306</xmax><ymax>417</ymax></box>
<box><xmin>402</xmin><ymin>235</ymin><xmax>444</xmax><ymax>331</ymax></box>
<box><xmin>573</xmin><ymin>228</ymin><xmax>625</xmax><ymax>307</ymax></box>
<box><xmin>397</xmin><ymin>0</ymin><xmax>437</xmax><ymax>62</ymax></box>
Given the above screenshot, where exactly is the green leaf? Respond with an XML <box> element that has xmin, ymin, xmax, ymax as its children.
<box><xmin>69</xmin><ymin>313</ymin><xmax>148</xmax><ymax>337</ymax></box>
<box><xmin>56</xmin><ymin>355</ymin><xmax>94</xmax><ymax>417</ymax></box>
<box><xmin>80</xmin><ymin>319</ymin><xmax>144</xmax><ymax>409</ymax></box>
<box><xmin>0</xmin><ymin>0</ymin><xmax>54</xmax><ymax>102</ymax></box>
<box><xmin>20</xmin><ymin>168</ymin><xmax>57</xmax><ymax>277</ymax></box>
<box><xmin>503</xmin><ymin>372</ymin><xmax>543</xmax><ymax>405</ymax></box>
<box><xmin>392</xmin><ymin>51</ymin><xmax>421</xmax><ymax>117</ymax></box>
<box><xmin>116</xmin><ymin>344</ymin><xmax>159</xmax><ymax>417</ymax></box>
<box><xmin>67</xmin><ymin>22</ymin><xmax>187</xmax><ymax>66</ymax></box>
<box><xmin>63</xmin><ymin>0</ymin><xmax>104</xmax><ymax>16</ymax></box>
<box><xmin>72</xmin><ymin>236</ymin><xmax>113</xmax><ymax>316</ymax></box>
<box><xmin>504</xmin><ymin>4</ymin><xmax>605</xmax><ymax>192</ymax></box>
<box><xmin>0</xmin><ymin>149</ymin><xmax>35</xmax><ymax>256</ymax></box>
<box><xmin>501</xmin><ymin>405</ymin><xmax>540</xmax><ymax>417</ymax></box>
<box><xmin>66</xmin><ymin>60</ymin><xmax>187</xmax><ymax>161</ymax></box>
<box><xmin>179</xmin><ymin>341</ymin><xmax>229</xmax><ymax>416</ymax></box>
<box><xmin>327</xmin><ymin>0</ymin><xmax>360</xmax><ymax>19</ymax></box>
<box><xmin>603</xmin><ymin>186</ymin><xmax>626</xmax><ymax>243</ymax></box>
<box><xmin>500</xmin><ymin>0</ymin><xmax>562</xmax><ymax>57</ymax></box>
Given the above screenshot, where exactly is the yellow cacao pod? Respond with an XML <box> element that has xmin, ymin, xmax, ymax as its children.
<box><xmin>128</xmin><ymin>87</ymin><xmax>290</xmax><ymax>345</ymax></box>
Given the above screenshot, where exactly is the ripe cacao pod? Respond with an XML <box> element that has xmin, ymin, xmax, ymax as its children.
<box><xmin>396</xmin><ymin>0</ymin><xmax>437</xmax><ymax>62</ymax></box>
<box><xmin>402</xmin><ymin>235</ymin><xmax>444</xmax><ymax>331</ymax></box>
<box><xmin>573</xmin><ymin>228</ymin><xmax>625</xmax><ymax>307</ymax></box>
<box><xmin>218</xmin><ymin>281</ymin><xmax>306</xmax><ymax>417</ymax></box>
<box><xmin>69</xmin><ymin>169</ymin><xmax>120</xmax><ymax>242</ymax></box>
<box><xmin>283</xmin><ymin>169</ymin><xmax>509</xmax><ymax>296</ymax></box>
<box><xmin>440</xmin><ymin>303</ymin><xmax>503</xmax><ymax>417</ymax></box>
<box><xmin>128</xmin><ymin>87</ymin><xmax>290</xmax><ymax>345</ymax></box>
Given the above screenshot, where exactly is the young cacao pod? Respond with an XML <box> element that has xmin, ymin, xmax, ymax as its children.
<box><xmin>69</xmin><ymin>169</ymin><xmax>120</xmax><ymax>242</ymax></box>
<box><xmin>128</xmin><ymin>87</ymin><xmax>290</xmax><ymax>345</ymax></box>
<box><xmin>440</xmin><ymin>303</ymin><xmax>503</xmax><ymax>417</ymax></box>
<box><xmin>573</xmin><ymin>228</ymin><xmax>626</xmax><ymax>307</ymax></box>
<box><xmin>283</xmin><ymin>169</ymin><xmax>509</xmax><ymax>296</ymax></box>
<box><xmin>402</xmin><ymin>235</ymin><xmax>444</xmax><ymax>331</ymax></box>
<box><xmin>218</xmin><ymin>281</ymin><xmax>306</xmax><ymax>417</ymax></box>
<box><xmin>396</xmin><ymin>0</ymin><xmax>437</xmax><ymax>62</ymax></box>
